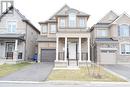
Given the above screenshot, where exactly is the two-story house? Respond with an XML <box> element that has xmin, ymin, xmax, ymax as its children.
<box><xmin>91</xmin><ymin>11</ymin><xmax>130</xmax><ymax>64</ymax></box>
<box><xmin>37</xmin><ymin>5</ymin><xmax>91</xmax><ymax>68</ymax></box>
<box><xmin>0</xmin><ymin>1</ymin><xmax>40</xmax><ymax>64</ymax></box>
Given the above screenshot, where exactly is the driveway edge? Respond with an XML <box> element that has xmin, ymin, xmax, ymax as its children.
<box><xmin>102</xmin><ymin>66</ymin><xmax>130</xmax><ymax>82</ymax></box>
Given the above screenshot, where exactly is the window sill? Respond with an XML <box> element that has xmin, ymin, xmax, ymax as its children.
<box><xmin>120</xmin><ymin>54</ymin><xmax>130</xmax><ymax>56</ymax></box>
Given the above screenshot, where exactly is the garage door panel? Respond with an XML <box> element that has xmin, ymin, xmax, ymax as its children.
<box><xmin>100</xmin><ymin>50</ymin><xmax>116</xmax><ymax>64</ymax></box>
<box><xmin>41</xmin><ymin>49</ymin><xmax>56</xmax><ymax>62</ymax></box>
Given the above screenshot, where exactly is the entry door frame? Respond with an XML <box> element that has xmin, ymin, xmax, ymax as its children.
<box><xmin>68</xmin><ymin>42</ymin><xmax>77</xmax><ymax>60</ymax></box>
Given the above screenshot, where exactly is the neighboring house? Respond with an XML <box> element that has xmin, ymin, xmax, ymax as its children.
<box><xmin>37</xmin><ymin>5</ymin><xmax>91</xmax><ymax>68</ymax></box>
<box><xmin>91</xmin><ymin>11</ymin><xmax>130</xmax><ymax>64</ymax></box>
<box><xmin>0</xmin><ymin>1</ymin><xmax>40</xmax><ymax>64</ymax></box>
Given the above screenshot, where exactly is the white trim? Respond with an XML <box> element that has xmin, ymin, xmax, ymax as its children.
<box><xmin>64</xmin><ymin>37</ymin><xmax>67</xmax><ymax>61</ymax></box>
<box><xmin>56</xmin><ymin>37</ymin><xmax>59</xmax><ymax>61</ymax></box>
<box><xmin>87</xmin><ymin>38</ymin><xmax>91</xmax><ymax>62</ymax></box>
<box><xmin>6</xmin><ymin>20</ymin><xmax>17</xmax><ymax>33</ymax></box>
<box><xmin>78</xmin><ymin>37</ymin><xmax>81</xmax><ymax>61</ymax></box>
<box><xmin>119</xmin><ymin>42</ymin><xmax>130</xmax><ymax>55</ymax></box>
<box><xmin>100</xmin><ymin>48</ymin><xmax>117</xmax><ymax>50</ymax></box>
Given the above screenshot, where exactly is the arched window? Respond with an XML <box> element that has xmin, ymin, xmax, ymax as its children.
<box><xmin>119</xmin><ymin>24</ymin><xmax>130</xmax><ymax>37</ymax></box>
<box><xmin>68</xmin><ymin>12</ymin><xmax>76</xmax><ymax>28</ymax></box>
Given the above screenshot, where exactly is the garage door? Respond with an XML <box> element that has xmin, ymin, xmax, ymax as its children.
<box><xmin>41</xmin><ymin>49</ymin><xmax>56</xmax><ymax>62</ymax></box>
<box><xmin>100</xmin><ymin>50</ymin><xmax>116</xmax><ymax>64</ymax></box>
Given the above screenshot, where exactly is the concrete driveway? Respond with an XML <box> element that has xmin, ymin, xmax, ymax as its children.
<box><xmin>0</xmin><ymin>62</ymin><xmax>54</xmax><ymax>81</ymax></box>
<box><xmin>103</xmin><ymin>64</ymin><xmax>130</xmax><ymax>81</ymax></box>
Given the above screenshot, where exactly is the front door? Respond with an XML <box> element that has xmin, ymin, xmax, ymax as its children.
<box><xmin>5</xmin><ymin>42</ymin><xmax>15</xmax><ymax>59</ymax></box>
<box><xmin>68</xmin><ymin>43</ymin><xmax>76</xmax><ymax>59</ymax></box>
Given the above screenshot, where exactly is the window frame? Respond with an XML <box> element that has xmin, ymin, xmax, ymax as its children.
<box><xmin>120</xmin><ymin>43</ymin><xmax>130</xmax><ymax>55</ymax></box>
<box><xmin>59</xmin><ymin>17</ymin><xmax>66</xmax><ymax>28</ymax></box>
<box><xmin>96</xmin><ymin>28</ymin><xmax>108</xmax><ymax>37</ymax></box>
<box><xmin>42</xmin><ymin>25</ymin><xmax>48</xmax><ymax>34</ymax></box>
<box><xmin>118</xmin><ymin>24</ymin><xmax>130</xmax><ymax>37</ymax></box>
<box><xmin>79</xmin><ymin>17</ymin><xmax>86</xmax><ymax>28</ymax></box>
<box><xmin>50</xmin><ymin>24</ymin><xmax>56</xmax><ymax>33</ymax></box>
<box><xmin>7</xmin><ymin>21</ymin><xmax>17</xmax><ymax>33</ymax></box>
<box><xmin>68</xmin><ymin>12</ymin><xmax>76</xmax><ymax>28</ymax></box>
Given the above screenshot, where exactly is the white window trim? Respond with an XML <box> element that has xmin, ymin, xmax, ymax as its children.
<box><xmin>96</xmin><ymin>28</ymin><xmax>109</xmax><ymax>37</ymax></box>
<box><xmin>118</xmin><ymin>23</ymin><xmax>130</xmax><ymax>37</ymax></box>
<box><xmin>68</xmin><ymin>12</ymin><xmax>77</xmax><ymax>28</ymax></box>
<box><xmin>59</xmin><ymin>17</ymin><xmax>66</xmax><ymax>28</ymax></box>
<box><xmin>41</xmin><ymin>25</ymin><xmax>48</xmax><ymax>34</ymax></box>
<box><xmin>120</xmin><ymin>42</ymin><xmax>130</xmax><ymax>55</ymax></box>
<box><xmin>79</xmin><ymin>17</ymin><xmax>86</xmax><ymax>28</ymax></box>
<box><xmin>50</xmin><ymin>24</ymin><xmax>56</xmax><ymax>33</ymax></box>
<box><xmin>6</xmin><ymin>20</ymin><xmax>17</xmax><ymax>33</ymax></box>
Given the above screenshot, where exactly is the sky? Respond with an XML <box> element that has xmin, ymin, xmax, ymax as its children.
<box><xmin>12</xmin><ymin>0</ymin><xmax>130</xmax><ymax>30</ymax></box>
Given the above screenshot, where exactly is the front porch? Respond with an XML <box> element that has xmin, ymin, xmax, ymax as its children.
<box><xmin>55</xmin><ymin>36</ymin><xmax>91</xmax><ymax>68</ymax></box>
<box><xmin>0</xmin><ymin>34</ymin><xmax>25</xmax><ymax>64</ymax></box>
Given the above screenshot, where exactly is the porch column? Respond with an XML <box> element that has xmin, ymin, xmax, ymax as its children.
<box><xmin>15</xmin><ymin>39</ymin><xmax>18</xmax><ymax>51</ymax></box>
<box><xmin>64</xmin><ymin>37</ymin><xmax>67</xmax><ymax>61</ymax></box>
<box><xmin>13</xmin><ymin>39</ymin><xmax>18</xmax><ymax>61</ymax></box>
<box><xmin>56</xmin><ymin>37</ymin><xmax>59</xmax><ymax>61</ymax></box>
<box><xmin>87</xmin><ymin>37</ymin><xmax>91</xmax><ymax>62</ymax></box>
<box><xmin>79</xmin><ymin>37</ymin><xmax>81</xmax><ymax>61</ymax></box>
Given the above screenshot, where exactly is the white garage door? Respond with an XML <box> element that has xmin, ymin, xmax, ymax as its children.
<box><xmin>100</xmin><ymin>50</ymin><xmax>116</xmax><ymax>64</ymax></box>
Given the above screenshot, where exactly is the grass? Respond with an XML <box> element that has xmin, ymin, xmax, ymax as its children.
<box><xmin>0</xmin><ymin>62</ymin><xmax>31</xmax><ymax>77</ymax></box>
<box><xmin>48</xmin><ymin>66</ymin><xmax>126</xmax><ymax>82</ymax></box>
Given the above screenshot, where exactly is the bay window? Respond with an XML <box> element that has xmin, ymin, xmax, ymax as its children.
<box><xmin>96</xmin><ymin>29</ymin><xmax>108</xmax><ymax>37</ymax></box>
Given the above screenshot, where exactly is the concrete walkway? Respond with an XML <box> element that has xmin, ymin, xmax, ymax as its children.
<box><xmin>103</xmin><ymin>64</ymin><xmax>130</xmax><ymax>81</ymax></box>
<box><xmin>0</xmin><ymin>62</ymin><xmax>54</xmax><ymax>81</ymax></box>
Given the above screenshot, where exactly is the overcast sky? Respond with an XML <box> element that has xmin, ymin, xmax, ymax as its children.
<box><xmin>13</xmin><ymin>0</ymin><xmax>130</xmax><ymax>30</ymax></box>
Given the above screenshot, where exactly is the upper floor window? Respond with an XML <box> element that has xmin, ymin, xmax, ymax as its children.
<box><xmin>69</xmin><ymin>13</ymin><xmax>76</xmax><ymax>28</ymax></box>
<box><xmin>59</xmin><ymin>18</ymin><xmax>65</xmax><ymax>28</ymax></box>
<box><xmin>79</xmin><ymin>17</ymin><xmax>86</xmax><ymax>28</ymax></box>
<box><xmin>121</xmin><ymin>44</ymin><xmax>130</xmax><ymax>55</ymax></box>
<box><xmin>96</xmin><ymin>29</ymin><xmax>108</xmax><ymax>37</ymax></box>
<box><xmin>50</xmin><ymin>24</ymin><xmax>56</xmax><ymax>33</ymax></box>
<box><xmin>119</xmin><ymin>24</ymin><xmax>130</xmax><ymax>37</ymax></box>
<box><xmin>42</xmin><ymin>25</ymin><xmax>47</xmax><ymax>33</ymax></box>
<box><xmin>7</xmin><ymin>21</ymin><xmax>16</xmax><ymax>33</ymax></box>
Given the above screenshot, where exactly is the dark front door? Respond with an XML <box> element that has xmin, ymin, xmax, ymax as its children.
<box><xmin>41</xmin><ymin>49</ymin><xmax>56</xmax><ymax>62</ymax></box>
<box><xmin>5</xmin><ymin>42</ymin><xmax>15</xmax><ymax>59</ymax></box>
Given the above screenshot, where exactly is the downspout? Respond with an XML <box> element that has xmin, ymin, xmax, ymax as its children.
<box><xmin>24</xmin><ymin>22</ymin><xmax>27</xmax><ymax>61</ymax></box>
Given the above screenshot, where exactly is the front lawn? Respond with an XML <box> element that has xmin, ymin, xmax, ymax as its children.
<box><xmin>48</xmin><ymin>66</ymin><xmax>126</xmax><ymax>82</ymax></box>
<box><xmin>0</xmin><ymin>62</ymin><xmax>31</xmax><ymax>77</ymax></box>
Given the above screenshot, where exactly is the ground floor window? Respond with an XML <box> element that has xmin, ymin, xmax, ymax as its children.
<box><xmin>121</xmin><ymin>44</ymin><xmax>130</xmax><ymax>55</ymax></box>
<box><xmin>5</xmin><ymin>42</ymin><xmax>15</xmax><ymax>59</ymax></box>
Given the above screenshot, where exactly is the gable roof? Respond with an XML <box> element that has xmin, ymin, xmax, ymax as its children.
<box><xmin>0</xmin><ymin>6</ymin><xmax>40</xmax><ymax>34</ymax></box>
<box><xmin>112</xmin><ymin>12</ymin><xmax>130</xmax><ymax>24</ymax></box>
<box><xmin>98</xmin><ymin>10</ymin><xmax>118</xmax><ymax>23</ymax></box>
<box><xmin>39</xmin><ymin>5</ymin><xmax>90</xmax><ymax>24</ymax></box>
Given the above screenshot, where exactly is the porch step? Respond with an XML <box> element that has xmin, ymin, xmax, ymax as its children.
<box><xmin>68</xmin><ymin>60</ymin><xmax>78</xmax><ymax>67</ymax></box>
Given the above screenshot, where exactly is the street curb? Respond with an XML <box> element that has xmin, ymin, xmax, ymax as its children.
<box><xmin>0</xmin><ymin>80</ymin><xmax>130</xmax><ymax>85</ymax></box>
